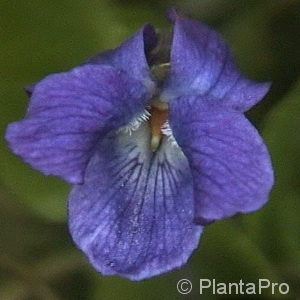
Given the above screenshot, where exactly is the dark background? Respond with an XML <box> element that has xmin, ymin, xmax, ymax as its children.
<box><xmin>1</xmin><ymin>0</ymin><xmax>300</xmax><ymax>299</ymax></box>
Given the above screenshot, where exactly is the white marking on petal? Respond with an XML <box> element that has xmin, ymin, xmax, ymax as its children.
<box><xmin>118</xmin><ymin>109</ymin><xmax>151</xmax><ymax>135</ymax></box>
<box><xmin>161</xmin><ymin>121</ymin><xmax>179</xmax><ymax>148</ymax></box>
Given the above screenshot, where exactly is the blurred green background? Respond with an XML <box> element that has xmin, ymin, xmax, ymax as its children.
<box><xmin>1</xmin><ymin>0</ymin><xmax>300</xmax><ymax>299</ymax></box>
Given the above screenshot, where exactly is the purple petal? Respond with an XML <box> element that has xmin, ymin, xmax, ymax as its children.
<box><xmin>169</xmin><ymin>96</ymin><xmax>274</xmax><ymax>225</ymax></box>
<box><xmin>163</xmin><ymin>17</ymin><xmax>270</xmax><ymax>112</ymax></box>
<box><xmin>6</xmin><ymin>64</ymin><xmax>153</xmax><ymax>184</ymax></box>
<box><xmin>86</xmin><ymin>24</ymin><xmax>157</xmax><ymax>81</ymax></box>
<box><xmin>68</xmin><ymin>124</ymin><xmax>202</xmax><ymax>280</ymax></box>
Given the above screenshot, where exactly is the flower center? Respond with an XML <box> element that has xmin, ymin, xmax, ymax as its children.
<box><xmin>148</xmin><ymin>62</ymin><xmax>171</xmax><ymax>152</ymax></box>
<box><xmin>149</xmin><ymin>101</ymin><xmax>168</xmax><ymax>152</ymax></box>
<box><xmin>118</xmin><ymin>62</ymin><xmax>174</xmax><ymax>152</ymax></box>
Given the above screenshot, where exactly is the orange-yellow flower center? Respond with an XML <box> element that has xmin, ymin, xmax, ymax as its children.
<box><xmin>149</xmin><ymin>102</ymin><xmax>168</xmax><ymax>152</ymax></box>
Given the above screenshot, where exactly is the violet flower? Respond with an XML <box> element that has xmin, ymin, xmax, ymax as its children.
<box><xmin>5</xmin><ymin>13</ymin><xmax>273</xmax><ymax>280</ymax></box>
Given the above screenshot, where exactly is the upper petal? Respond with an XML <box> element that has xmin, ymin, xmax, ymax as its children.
<box><xmin>68</xmin><ymin>123</ymin><xmax>202</xmax><ymax>280</ymax></box>
<box><xmin>163</xmin><ymin>16</ymin><xmax>270</xmax><ymax>112</ymax></box>
<box><xmin>6</xmin><ymin>64</ymin><xmax>153</xmax><ymax>184</ymax></box>
<box><xmin>86</xmin><ymin>24</ymin><xmax>157</xmax><ymax>82</ymax></box>
<box><xmin>169</xmin><ymin>96</ymin><xmax>274</xmax><ymax>225</ymax></box>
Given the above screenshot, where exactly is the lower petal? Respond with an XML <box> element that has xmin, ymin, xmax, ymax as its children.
<box><xmin>68</xmin><ymin>123</ymin><xmax>202</xmax><ymax>280</ymax></box>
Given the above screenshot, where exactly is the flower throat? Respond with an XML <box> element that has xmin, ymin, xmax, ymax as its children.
<box><xmin>148</xmin><ymin>31</ymin><xmax>171</xmax><ymax>152</ymax></box>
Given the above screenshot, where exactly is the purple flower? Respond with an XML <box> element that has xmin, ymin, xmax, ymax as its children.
<box><xmin>5</xmin><ymin>12</ymin><xmax>273</xmax><ymax>280</ymax></box>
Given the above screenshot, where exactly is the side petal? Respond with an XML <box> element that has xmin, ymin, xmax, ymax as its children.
<box><xmin>86</xmin><ymin>24</ymin><xmax>157</xmax><ymax>82</ymax></box>
<box><xmin>6</xmin><ymin>64</ymin><xmax>153</xmax><ymax>184</ymax></box>
<box><xmin>169</xmin><ymin>96</ymin><xmax>274</xmax><ymax>225</ymax></box>
<box><xmin>163</xmin><ymin>16</ymin><xmax>270</xmax><ymax>112</ymax></box>
<box><xmin>68</xmin><ymin>123</ymin><xmax>202</xmax><ymax>280</ymax></box>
